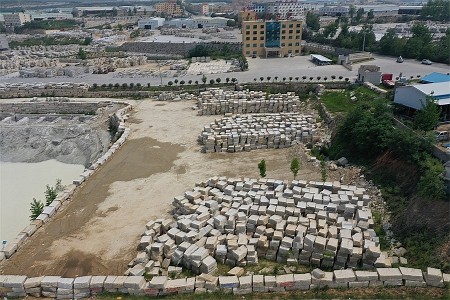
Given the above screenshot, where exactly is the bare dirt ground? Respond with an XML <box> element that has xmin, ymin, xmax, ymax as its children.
<box><xmin>0</xmin><ymin>99</ymin><xmax>356</xmax><ymax>277</ymax></box>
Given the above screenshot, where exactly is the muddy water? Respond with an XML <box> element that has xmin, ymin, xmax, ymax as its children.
<box><xmin>0</xmin><ymin>160</ymin><xmax>85</xmax><ymax>243</ymax></box>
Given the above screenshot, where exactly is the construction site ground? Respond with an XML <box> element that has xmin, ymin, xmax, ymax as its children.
<box><xmin>0</xmin><ymin>98</ymin><xmax>362</xmax><ymax>277</ymax></box>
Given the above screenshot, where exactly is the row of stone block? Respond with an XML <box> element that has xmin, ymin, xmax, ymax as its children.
<box><xmin>1</xmin><ymin>267</ymin><xmax>448</xmax><ymax>298</ymax></box>
<box><xmin>196</xmin><ymin>89</ymin><xmax>300</xmax><ymax>115</ymax></box>
<box><xmin>0</xmin><ymin>101</ymin><xmax>133</xmax><ymax>262</ymax></box>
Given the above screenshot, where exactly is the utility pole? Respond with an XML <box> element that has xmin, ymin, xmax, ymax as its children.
<box><xmin>362</xmin><ymin>29</ymin><xmax>366</xmax><ymax>52</ymax></box>
<box><xmin>159</xmin><ymin>65</ymin><xmax>162</xmax><ymax>85</ymax></box>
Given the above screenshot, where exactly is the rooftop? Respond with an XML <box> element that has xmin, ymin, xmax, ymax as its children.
<box><xmin>413</xmin><ymin>82</ymin><xmax>450</xmax><ymax>97</ymax></box>
<box><xmin>421</xmin><ymin>72</ymin><xmax>450</xmax><ymax>84</ymax></box>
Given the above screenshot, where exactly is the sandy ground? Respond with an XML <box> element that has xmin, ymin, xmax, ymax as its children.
<box><xmin>0</xmin><ymin>98</ymin><xmax>352</xmax><ymax>276</ymax></box>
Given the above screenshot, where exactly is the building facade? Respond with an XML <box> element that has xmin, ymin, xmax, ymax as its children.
<box><xmin>138</xmin><ymin>17</ymin><xmax>165</xmax><ymax>29</ymax></box>
<box><xmin>242</xmin><ymin>19</ymin><xmax>302</xmax><ymax>58</ymax></box>
<box><xmin>3</xmin><ymin>13</ymin><xmax>32</xmax><ymax>27</ymax></box>
<box><xmin>155</xmin><ymin>2</ymin><xmax>184</xmax><ymax>16</ymax></box>
<box><xmin>318</xmin><ymin>6</ymin><xmax>349</xmax><ymax>17</ymax></box>
<box><xmin>164</xmin><ymin>17</ymin><xmax>230</xmax><ymax>29</ymax></box>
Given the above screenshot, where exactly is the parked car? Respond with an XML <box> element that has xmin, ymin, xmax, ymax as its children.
<box><xmin>435</xmin><ymin>130</ymin><xmax>449</xmax><ymax>141</ymax></box>
<box><xmin>421</xmin><ymin>59</ymin><xmax>432</xmax><ymax>65</ymax></box>
<box><xmin>396</xmin><ymin>56</ymin><xmax>404</xmax><ymax>63</ymax></box>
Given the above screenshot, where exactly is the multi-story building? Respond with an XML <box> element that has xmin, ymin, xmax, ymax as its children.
<box><xmin>242</xmin><ymin>18</ymin><xmax>302</xmax><ymax>58</ymax></box>
<box><xmin>3</xmin><ymin>13</ymin><xmax>32</xmax><ymax>27</ymax></box>
<box><xmin>201</xmin><ymin>3</ymin><xmax>209</xmax><ymax>15</ymax></box>
<box><xmin>318</xmin><ymin>6</ymin><xmax>349</xmax><ymax>17</ymax></box>
<box><xmin>248</xmin><ymin>1</ymin><xmax>306</xmax><ymax>19</ymax></box>
<box><xmin>155</xmin><ymin>1</ymin><xmax>184</xmax><ymax>16</ymax></box>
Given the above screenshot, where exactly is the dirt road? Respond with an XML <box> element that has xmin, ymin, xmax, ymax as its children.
<box><xmin>0</xmin><ymin>99</ymin><xmax>344</xmax><ymax>276</ymax></box>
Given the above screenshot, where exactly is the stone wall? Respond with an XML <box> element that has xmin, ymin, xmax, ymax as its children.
<box><xmin>0</xmin><ymin>100</ymin><xmax>107</xmax><ymax>115</ymax></box>
<box><xmin>0</xmin><ymin>267</ymin><xmax>448</xmax><ymax>298</ymax></box>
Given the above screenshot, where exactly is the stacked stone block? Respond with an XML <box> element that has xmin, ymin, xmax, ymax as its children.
<box><xmin>196</xmin><ymin>89</ymin><xmax>300</xmax><ymax>116</ymax></box>
<box><xmin>199</xmin><ymin>113</ymin><xmax>316</xmax><ymax>153</ymax></box>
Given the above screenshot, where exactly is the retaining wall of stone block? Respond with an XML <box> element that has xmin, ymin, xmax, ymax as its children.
<box><xmin>0</xmin><ymin>267</ymin><xmax>447</xmax><ymax>298</ymax></box>
<box><xmin>0</xmin><ymin>101</ymin><xmax>133</xmax><ymax>262</ymax></box>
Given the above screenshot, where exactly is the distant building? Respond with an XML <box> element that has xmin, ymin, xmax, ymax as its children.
<box><xmin>394</xmin><ymin>82</ymin><xmax>450</xmax><ymax>120</ymax></box>
<box><xmin>357</xmin><ymin>65</ymin><xmax>381</xmax><ymax>85</ymax></box>
<box><xmin>242</xmin><ymin>18</ymin><xmax>302</xmax><ymax>58</ymax></box>
<box><xmin>31</xmin><ymin>12</ymin><xmax>74</xmax><ymax>21</ymax></box>
<box><xmin>138</xmin><ymin>17</ymin><xmax>165</xmax><ymax>29</ymax></box>
<box><xmin>247</xmin><ymin>1</ymin><xmax>306</xmax><ymax>19</ymax></box>
<box><xmin>240</xmin><ymin>10</ymin><xmax>258</xmax><ymax>22</ymax></box>
<box><xmin>3</xmin><ymin>13</ymin><xmax>32</xmax><ymax>27</ymax></box>
<box><xmin>155</xmin><ymin>1</ymin><xmax>184</xmax><ymax>16</ymax></box>
<box><xmin>398</xmin><ymin>5</ymin><xmax>422</xmax><ymax>15</ymax></box>
<box><xmin>164</xmin><ymin>16</ymin><xmax>230</xmax><ymax>29</ymax></box>
<box><xmin>201</xmin><ymin>3</ymin><xmax>209</xmax><ymax>15</ymax></box>
<box><xmin>318</xmin><ymin>6</ymin><xmax>348</xmax><ymax>17</ymax></box>
<box><xmin>0</xmin><ymin>34</ymin><xmax>9</xmax><ymax>51</ymax></box>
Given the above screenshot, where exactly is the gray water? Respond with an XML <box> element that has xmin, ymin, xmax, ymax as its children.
<box><xmin>0</xmin><ymin>160</ymin><xmax>84</xmax><ymax>243</ymax></box>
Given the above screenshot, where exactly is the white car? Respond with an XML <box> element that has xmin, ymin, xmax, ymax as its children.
<box><xmin>421</xmin><ymin>59</ymin><xmax>432</xmax><ymax>65</ymax></box>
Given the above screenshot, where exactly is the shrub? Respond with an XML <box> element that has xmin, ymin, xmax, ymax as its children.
<box><xmin>30</xmin><ymin>198</ymin><xmax>44</xmax><ymax>220</ymax></box>
<box><xmin>258</xmin><ymin>160</ymin><xmax>267</xmax><ymax>178</ymax></box>
<box><xmin>210</xmin><ymin>79</ymin><xmax>215</xmax><ymax>84</ymax></box>
<box><xmin>290</xmin><ymin>158</ymin><xmax>300</xmax><ymax>179</ymax></box>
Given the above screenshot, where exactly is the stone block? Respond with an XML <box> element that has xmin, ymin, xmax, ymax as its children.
<box><xmin>149</xmin><ymin>276</ymin><xmax>167</xmax><ymax>289</ymax></box>
<box><xmin>377</xmin><ymin>268</ymin><xmax>402</xmax><ymax>281</ymax></box>
<box><xmin>124</xmin><ymin>276</ymin><xmax>146</xmax><ymax>289</ymax></box>
<box><xmin>227</xmin><ymin>267</ymin><xmax>245</xmax><ymax>277</ymax></box>
<box><xmin>399</xmin><ymin>267</ymin><xmax>423</xmax><ymax>281</ymax></box>
<box><xmin>74</xmin><ymin>276</ymin><xmax>91</xmax><ymax>289</ymax></box>
<box><xmin>334</xmin><ymin>269</ymin><xmax>356</xmax><ymax>283</ymax></box>
<box><xmin>219</xmin><ymin>276</ymin><xmax>239</xmax><ymax>289</ymax></box>
<box><xmin>276</xmin><ymin>274</ymin><xmax>294</xmax><ymax>288</ymax></box>
<box><xmin>24</xmin><ymin>277</ymin><xmax>44</xmax><ymax>289</ymax></box>
<box><xmin>3</xmin><ymin>275</ymin><xmax>27</xmax><ymax>288</ymax></box>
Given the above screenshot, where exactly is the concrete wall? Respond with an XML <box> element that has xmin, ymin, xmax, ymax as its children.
<box><xmin>394</xmin><ymin>86</ymin><xmax>425</xmax><ymax>110</ymax></box>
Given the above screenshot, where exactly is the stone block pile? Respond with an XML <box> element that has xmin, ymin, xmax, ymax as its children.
<box><xmin>126</xmin><ymin>176</ymin><xmax>393</xmax><ymax>279</ymax></box>
<box><xmin>198</xmin><ymin>113</ymin><xmax>316</xmax><ymax>153</ymax></box>
<box><xmin>196</xmin><ymin>89</ymin><xmax>300</xmax><ymax>115</ymax></box>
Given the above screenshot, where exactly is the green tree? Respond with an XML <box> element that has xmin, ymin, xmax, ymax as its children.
<box><xmin>290</xmin><ymin>158</ymin><xmax>300</xmax><ymax>179</ymax></box>
<box><xmin>216</xmin><ymin>78</ymin><xmax>221</xmax><ymax>84</ymax></box>
<box><xmin>367</xmin><ymin>9</ymin><xmax>374</xmax><ymax>21</ymax></box>
<box><xmin>413</xmin><ymin>97</ymin><xmax>441</xmax><ymax>131</ymax></box>
<box><xmin>258</xmin><ymin>159</ymin><xmax>267</xmax><ymax>178</ymax></box>
<box><xmin>168</xmin><ymin>81</ymin><xmax>173</xmax><ymax>86</ymax></box>
<box><xmin>323</xmin><ymin>22</ymin><xmax>339</xmax><ymax>38</ymax></box>
<box><xmin>202</xmin><ymin>75</ymin><xmax>207</xmax><ymax>84</ymax></box>
<box><xmin>30</xmin><ymin>198</ymin><xmax>44</xmax><ymax>220</ymax></box>
<box><xmin>45</xmin><ymin>184</ymin><xmax>57</xmax><ymax>206</ymax></box>
<box><xmin>112</xmin><ymin>7</ymin><xmax>118</xmax><ymax>17</ymax></box>
<box><xmin>356</xmin><ymin>8</ymin><xmax>365</xmax><ymax>23</ymax></box>
<box><xmin>421</xmin><ymin>0</ymin><xmax>450</xmax><ymax>22</ymax></box>
<box><xmin>227</xmin><ymin>19</ymin><xmax>236</xmax><ymax>27</ymax></box>
<box><xmin>306</xmin><ymin>12</ymin><xmax>320</xmax><ymax>31</ymax></box>
<box><xmin>417</xmin><ymin>155</ymin><xmax>446</xmax><ymax>200</ymax></box>
<box><xmin>77</xmin><ymin>47</ymin><xmax>87</xmax><ymax>60</ymax></box>
<box><xmin>83</xmin><ymin>37</ymin><xmax>92</xmax><ymax>45</ymax></box>
<box><xmin>349</xmin><ymin>5</ymin><xmax>356</xmax><ymax>24</ymax></box>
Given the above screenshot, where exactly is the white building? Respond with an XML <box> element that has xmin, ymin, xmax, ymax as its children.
<box><xmin>394</xmin><ymin>82</ymin><xmax>450</xmax><ymax>120</ymax></box>
<box><xmin>357</xmin><ymin>65</ymin><xmax>381</xmax><ymax>85</ymax></box>
<box><xmin>3</xmin><ymin>13</ymin><xmax>32</xmax><ymax>27</ymax></box>
<box><xmin>318</xmin><ymin>6</ymin><xmax>349</xmax><ymax>17</ymax></box>
<box><xmin>267</xmin><ymin>0</ymin><xmax>305</xmax><ymax>18</ymax></box>
<box><xmin>164</xmin><ymin>17</ymin><xmax>230</xmax><ymax>29</ymax></box>
<box><xmin>138</xmin><ymin>17</ymin><xmax>165</xmax><ymax>29</ymax></box>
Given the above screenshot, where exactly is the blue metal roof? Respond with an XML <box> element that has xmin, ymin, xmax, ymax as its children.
<box><xmin>421</xmin><ymin>72</ymin><xmax>450</xmax><ymax>84</ymax></box>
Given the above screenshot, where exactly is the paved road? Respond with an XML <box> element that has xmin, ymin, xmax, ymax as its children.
<box><xmin>1</xmin><ymin>54</ymin><xmax>448</xmax><ymax>86</ymax></box>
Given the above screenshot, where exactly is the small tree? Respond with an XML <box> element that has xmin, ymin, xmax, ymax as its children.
<box><xmin>282</xmin><ymin>77</ymin><xmax>286</xmax><ymax>82</ymax></box>
<box><xmin>345</xmin><ymin>78</ymin><xmax>349</xmax><ymax>82</ymax></box>
<box><xmin>309</xmin><ymin>77</ymin><xmax>313</xmax><ymax>81</ymax></box>
<box><xmin>136</xmin><ymin>83</ymin><xmax>142</xmax><ymax>89</ymax></box>
<box><xmin>114</xmin><ymin>83</ymin><xmax>120</xmax><ymax>89</ymax></box>
<box><xmin>302</xmin><ymin>76</ymin><xmax>307</xmax><ymax>80</ymax></box>
<box><xmin>195</xmin><ymin>80</ymin><xmax>199</xmax><ymax>85</ymax></box>
<box><xmin>290</xmin><ymin>158</ymin><xmax>300</xmax><ymax>179</ymax></box>
<box><xmin>92</xmin><ymin>83</ymin><xmax>98</xmax><ymax>90</ymax></box>
<box><xmin>267</xmin><ymin>76</ymin><xmax>271</xmax><ymax>82</ymax></box>
<box><xmin>216</xmin><ymin>78</ymin><xmax>221</xmax><ymax>84</ymax></box>
<box><xmin>77</xmin><ymin>47</ymin><xmax>87</xmax><ymax>60</ymax></box>
<box><xmin>258</xmin><ymin>159</ymin><xmax>267</xmax><ymax>178</ymax></box>
<box><xmin>147</xmin><ymin>83</ymin><xmax>151</xmax><ymax>88</ymax></box>
<box><xmin>188</xmin><ymin>80</ymin><xmax>192</xmax><ymax>85</ymax></box>
<box><xmin>180</xmin><ymin>80</ymin><xmax>185</xmax><ymax>85</ymax></box>
<box><xmin>174</xmin><ymin>79</ymin><xmax>179</xmax><ymax>85</ymax></box>
<box><xmin>210</xmin><ymin>79</ymin><xmax>215</xmax><ymax>85</ymax></box>
<box><xmin>30</xmin><ymin>198</ymin><xmax>44</xmax><ymax>220</ymax></box>
<box><xmin>129</xmin><ymin>82</ymin><xmax>135</xmax><ymax>89</ymax></box>
<box><xmin>324</xmin><ymin>77</ymin><xmax>328</xmax><ymax>81</ymax></box>
<box><xmin>45</xmin><ymin>184</ymin><xmax>57</xmax><ymax>206</ymax></box>
<box><xmin>413</xmin><ymin>97</ymin><xmax>441</xmax><ymax>131</ymax></box>
<box><xmin>317</xmin><ymin>76</ymin><xmax>321</xmax><ymax>81</ymax></box>
<box><xmin>320</xmin><ymin>160</ymin><xmax>328</xmax><ymax>182</ymax></box>
<box><xmin>339</xmin><ymin>76</ymin><xmax>343</xmax><ymax>80</ymax></box>
<box><xmin>260</xmin><ymin>77</ymin><xmax>264</xmax><ymax>82</ymax></box>
<box><xmin>331</xmin><ymin>75</ymin><xmax>336</xmax><ymax>80</ymax></box>
<box><xmin>231</xmin><ymin>78</ymin><xmax>237</xmax><ymax>83</ymax></box>
<box><xmin>295</xmin><ymin>77</ymin><xmax>299</xmax><ymax>81</ymax></box>
<box><xmin>202</xmin><ymin>75</ymin><xmax>207</xmax><ymax>84</ymax></box>
<box><xmin>289</xmin><ymin>76</ymin><xmax>293</xmax><ymax>81</ymax></box>
<box><xmin>226</xmin><ymin>77</ymin><xmax>230</xmax><ymax>83</ymax></box>
<box><xmin>122</xmin><ymin>83</ymin><xmax>128</xmax><ymax>89</ymax></box>
<box><xmin>168</xmin><ymin>81</ymin><xmax>173</xmax><ymax>86</ymax></box>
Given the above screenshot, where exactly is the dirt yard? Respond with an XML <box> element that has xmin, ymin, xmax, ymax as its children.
<box><xmin>0</xmin><ymin>98</ymin><xmax>356</xmax><ymax>276</ymax></box>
